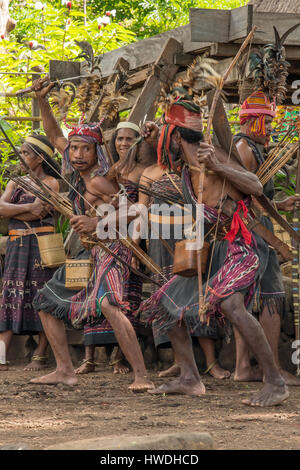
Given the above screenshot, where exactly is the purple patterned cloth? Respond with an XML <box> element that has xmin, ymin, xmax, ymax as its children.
<box><xmin>0</xmin><ymin>188</ymin><xmax>56</xmax><ymax>334</ymax></box>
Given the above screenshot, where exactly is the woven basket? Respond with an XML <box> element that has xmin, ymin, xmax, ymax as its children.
<box><xmin>65</xmin><ymin>258</ymin><xmax>94</xmax><ymax>290</ymax></box>
<box><xmin>37</xmin><ymin>233</ymin><xmax>66</xmax><ymax>268</ymax></box>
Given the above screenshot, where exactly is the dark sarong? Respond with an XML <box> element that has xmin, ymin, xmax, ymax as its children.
<box><xmin>253</xmin><ymin>215</ymin><xmax>285</xmax><ymax>316</ymax></box>
<box><xmin>234</xmin><ymin>134</ymin><xmax>285</xmax><ymax>316</ymax></box>
<box><xmin>0</xmin><ymin>188</ymin><xmax>56</xmax><ymax>334</ymax></box>
<box><xmin>145</xmin><ymin>172</ymin><xmax>220</xmax><ymax>345</ymax></box>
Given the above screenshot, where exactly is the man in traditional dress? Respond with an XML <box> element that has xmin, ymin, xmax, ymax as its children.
<box><xmin>29</xmin><ymin>79</ymin><xmax>154</xmax><ymax>390</ymax></box>
<box><xmin>136</xmin><ymin>132</ymin><xmax>230</xmax><ymax>380</ymax></box>
<box><xmin>139</xmin><ymin>97</ymin><xmax>289</xmax><ymax>406</ymax></box>
<box><xmin>234</xmin><ymin>90</ymin><xmax>300</xmax><ymax>385</ymax></box>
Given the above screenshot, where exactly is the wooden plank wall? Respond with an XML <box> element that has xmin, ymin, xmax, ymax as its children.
<box><xmin>189</xmin><ymin>8</ymin><xmax>231</xmax><ymax>43</ymax></box>
<box><xmin>190</xmin><ymin>6</ymin><xmax>300</xmax><ymax>45</ymax></box>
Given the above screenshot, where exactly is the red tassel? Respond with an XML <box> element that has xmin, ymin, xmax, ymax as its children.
<box><xmin>224</xmin><ymin>200</ymin><xmax>252</xmax><ymax>245</ymax></box>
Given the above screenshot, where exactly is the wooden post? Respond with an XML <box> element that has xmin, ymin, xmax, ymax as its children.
<box><xmin>31</xmin><ymin>74</ymin><xmax>40</xmax><ymax>131</ymax></box>
<box><xmin>128</xmin><ymin>38</ymin><xmax>182</xmax><ymax>125</ymax></box>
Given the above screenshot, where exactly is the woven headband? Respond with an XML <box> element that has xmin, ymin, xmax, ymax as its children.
<box><xmin>239</xmin><ymin>108</ymin><xmax>276</xmax><ymax>118</ymax></box>
<box><xmin>68</xmin><ymin>127</ymin><xmax>103</xmax><ymax>144</ymax></box>
<box><xmin>24</xmin><ymin>137</ymin><xmax>54</xmax><ymax>158</ymax></box>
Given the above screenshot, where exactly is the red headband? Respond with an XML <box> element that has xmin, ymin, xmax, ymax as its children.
<box><xmin>68</xmin><ymin>127</ymin><xmax>103</xmax><ymax>144</ymax></box>
<box><xmin>165</xmin><ymin>103</ymin><xmax>203</xmax><ymax>132</ymax></box>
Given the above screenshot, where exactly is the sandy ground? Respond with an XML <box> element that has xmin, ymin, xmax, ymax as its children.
<box><xmin>0</xmin><ymin>363</ymin><xmax>299</xmax><ymax>451</ymax></box>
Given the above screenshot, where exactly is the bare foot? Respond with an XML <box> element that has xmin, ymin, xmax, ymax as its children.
<box><xmin>128</xmin><ymin>377</ymin><xmax>155</xmax><ymax>393</ymax></box>
<box><xmin>234</xmin><ymin>366</ymin><xmax>263</xmax><ymax>382</ymax></box>
<box><xmin>158</xmin><ymin>364</ymin><xmax>180</xmax><ymax>378</ymax></box>
<box><xmin>148</xmin><ymin>377</ymin><xmax>206</xmax><ymax>396</ymax></box>
<box><xmin>208</xmin><ymin>363</ymin><xmax>231</xmax><ymax>380</ymax></box>
<box><xmin>113</xmin><ymin>361</ymin><xmax>130</xmax><ymax>375</ymax></box>
<box><xmin>279</xmin><ymin>369</ymin><xmax>300</xmax><ymax>387</ymax></box>
<box><xmin>30</xmin><ymin>370</ymin><xmax>78</xmax><ymax>386</ymax></box>
<box><xmin>0</xmin><ymin>364</ymin><xmax>9</xmax><ymax>371</ymax></box>
<box><xmin>75</xmin><ymin>360</ymin><xmax>96</xmax><ymax>375</ymax></box>
<box><xmin>242</xmin><ymin>383</ymin><xmax>289</xmax><ymax>407</ymax></box>
<box><xmin>24</xmin><ymin>359</ymin><xmax>47</xmax><ymax>371</ymax></box>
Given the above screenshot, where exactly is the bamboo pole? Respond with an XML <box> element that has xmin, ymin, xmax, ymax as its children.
<box><xmin>260</xmin><ymin>144</ymin><xmax>298</xmax><ymax>185</ymax></box>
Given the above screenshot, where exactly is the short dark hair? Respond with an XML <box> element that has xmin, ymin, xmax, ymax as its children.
<box><xmin>176</xmin><ymin>126</ymin><xmax>203</xmax><ymax>144</ymax></box>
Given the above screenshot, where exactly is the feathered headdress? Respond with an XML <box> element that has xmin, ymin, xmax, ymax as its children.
<box><xmin>249</xmin><ymin>24</ymin><xmax>300</xmax><ymax>104</ymax></box>
<box><xmin>158</xmin><ymin>55</ymin><xmax>222</xmax><ymax>114</ymax></box>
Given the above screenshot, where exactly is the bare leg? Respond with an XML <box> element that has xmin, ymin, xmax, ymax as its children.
<box><xmin>233</xmin><ymin>326</ymin><xmax>262</xmax><ymax>382</ymax></box>
<box><xmin>221</xmin><ymin>293</ymin><xmax>288</xmax><ymax>407</ymax></box>
<box><xmin>101</xmin><ymin>298</ymin><xmax>154</xmax><ymax>391</ymax></box>
<box><xmin>0</xmin><ymin>330</ymin><xmax>13</xmax><ymax>371</ymax></box>
<box><xmin>158</xmin><ymin>345</ymin><xmax>180</xmax><ymax>377</ymax></box>
<box><xmin>149</xmin><ymin>322</ymin><xmax>206</xmax><ymax>396</ymax></box>
<box><xmin>158</xmin><ymin>362</ymin><xmax>181</xmax><ymax>377</ymax></box>
<box><xmin>24</xmin><ymin>332</ymin><xmax>48</xmax><ymax>371</ymax></box>
<box><xmin>74</xmin><ymin>345</ymin><xmax>96</xmax><ymax>375</ymax></box>
<box><xmin>112</xmin><ymin>347</ymin><xmax>130</xmax><ymax>374</ymax></box>
<box><xmin>198</xmin><ymin>337</ymin><xmax>230</xmax><ymax>379</ymax></box>
<box><xmin>30</xmin><ymin>311</ymin><xmax>77</xmax><ymax>386</ymax></box>
<box><xmin>260</xmin><ymin>306</ymin><xmax>300</xmax><ymax>386</ymax></box>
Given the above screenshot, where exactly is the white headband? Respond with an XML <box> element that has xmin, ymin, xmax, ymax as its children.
<box><xmin>116</xmin><ymin>122</ymin><xmax>140</xmax><ymax>134</ymax></box>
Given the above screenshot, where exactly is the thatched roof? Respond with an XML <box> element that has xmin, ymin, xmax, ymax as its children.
<box><xmin>249</xmin><ymin>0</ymin><xmax>300</xmax><ymax>13</ymax></box>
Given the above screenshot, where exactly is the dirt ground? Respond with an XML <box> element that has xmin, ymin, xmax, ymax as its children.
<box><xmin>0</xmin><ymin>363</ymin><xmax>299</xmax><ymax>451</ymax></box>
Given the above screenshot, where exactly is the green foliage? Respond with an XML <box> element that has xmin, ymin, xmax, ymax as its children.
<box><xmin>0</xmin><ymin>118</ymin><xmax>21</xmax><ymax>190</ymax></box>
<box><xmin>0</xmin><ymin>1</ymin><xmax>137</xmax><ymax>187</ymax></box>
<box><xmin>0</xmin><ymin>1</ymin><xmax>135</xmax><ymax>120</ymax></box>
<box><xmin>55</xmin><ymin>214</ymin><xmax>70</xmax><ymax>238</ymax></box>
<box><xmin>87</xmin><ymin>0</ymin><xmax>248</xmax><ymax>39</ymax></box>
<box><xmin>0</xmin><ymin>0</ymin><xmax>249</xmax><ymax>189</ymax></box>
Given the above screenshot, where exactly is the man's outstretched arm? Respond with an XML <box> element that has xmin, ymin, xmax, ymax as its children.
<box><xmin>32</xmin><ymin>77</ymin><xmax>68</xmax><ymax>155</ymax></box>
